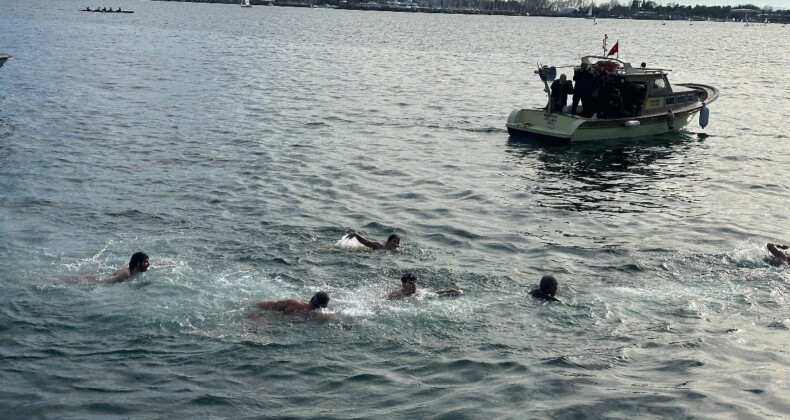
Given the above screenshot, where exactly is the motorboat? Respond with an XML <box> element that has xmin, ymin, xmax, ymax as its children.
<box><xmin>506</xmin><ymin>55</ymin><xmax>719</xmax><ymax>142</ymax></box>
<box><xmin>0</xmin><ymin>54</ymin><xmax>11</xmax><ymax>69</ymax></box>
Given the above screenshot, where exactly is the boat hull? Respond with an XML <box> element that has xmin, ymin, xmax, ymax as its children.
<box><xmin>507</xmin><ymin>109</ymin><xmax>697</xmax><ymax>142</ymax></box>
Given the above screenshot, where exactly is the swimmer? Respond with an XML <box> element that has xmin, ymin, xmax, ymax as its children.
<box><xmin>529</xmin><ymin>274</ymin><xmax>561</xmax><ymax>302</ymax></box>
<box><xmin>104</xmin><ymin>252</ymin><xmax>150</xmax><ymax>283</ymax></box>
<box><xmin>256</xmin><ymin>291</ymin><xmax>330</xmax><ymax>314</ymax></box>
<box><xmin>387</xmin><ymin>273</ymin><xmax>463</xmax><ymax>300</ymax></box>
<box><xmin>67</xmin><ymin>252</ymin><xmax>150</xmax><ymax>283</ymax></box>
<box><xmin>767</xmin><ymin>243</ymin><xmax>789</xmax><ymax>266</ymax></box>
<box><xmin>345</xmin><ymin>232</ymin><xmax>400</xmax><ymax>251</ymax></box>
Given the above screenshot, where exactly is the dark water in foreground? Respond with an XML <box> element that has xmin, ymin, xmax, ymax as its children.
<box><xmin>1</xmin><ymin>1</ymin><xmax>789</xmax><ymax>417</ymax></box>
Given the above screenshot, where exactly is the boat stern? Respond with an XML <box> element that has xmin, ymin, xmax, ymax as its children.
<box><xmin>506</xmin><ymin>108</ymin><xmax>586</xmax><ymax>141</ymax></box>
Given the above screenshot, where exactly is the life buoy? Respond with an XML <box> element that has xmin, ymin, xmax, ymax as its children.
<box><xmin>596</xmin><ymin>60</ymin><xmax>620</xmax><ymax>72</ymax></box>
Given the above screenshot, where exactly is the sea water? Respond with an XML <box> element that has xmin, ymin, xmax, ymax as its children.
<box><xmin>1</xmin><ymin>1</ymin><xmax>789</xmax><ymax>417</ymax></box>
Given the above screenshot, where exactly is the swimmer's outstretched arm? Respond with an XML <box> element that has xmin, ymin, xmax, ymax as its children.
<box><xmin>348</xmin><ymin>232</ymin><xmax>384</xmax><ymax>250</ymax></box>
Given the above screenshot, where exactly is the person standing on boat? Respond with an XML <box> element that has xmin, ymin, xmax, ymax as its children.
<box><xmin>550</xmin><ymin>74</ymin><xmax>573</xmax><ymax>113</ymax></box>
<box><xmin>604</xmin><ymin>89</ymin><xmax>629</xmax><ymax>118</ymax></box>
<box><xmin>572</xmin><ymin>63</ymin><xmax>594</xmax><ymax>116</ymax></box>
<box><xmin>589</xmin><ymin>70</ymin><xmax>609</xmax><ymax>118</ymax></box>
<box><xmin>612</xmin><ymin>77</ymin><xmax>640</xmax><ymax>117</ymax></box>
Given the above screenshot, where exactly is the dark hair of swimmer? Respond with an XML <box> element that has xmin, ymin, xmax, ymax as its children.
<box><xmin>386</xmin><ymin>234</ymin><xmax>400</xmax><ymax>249</ymax></box>
<box><xmin>539</xmin><ymin>275</ymin><xmax>558</xmax><ymax>294</ymax></box>
<box><xmin>129</xmin><ymin>252</ymin><xmax>149</xmax><ymax>272</ymax></box>
<box><xmin>309</xmin><ymin>291</ymin><xmax>330</xmax><ymax>309</ymax></box>
<box><xmin>401</xmin><ymin>273</ymin><xmax>417</xmax><ymax>284</ymax></box>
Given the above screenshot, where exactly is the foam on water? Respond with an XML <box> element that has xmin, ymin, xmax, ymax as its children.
<box><xmin>335</xmin><ymin>234</ymin><xmax>370</xmax><ymax>251</ymax></box>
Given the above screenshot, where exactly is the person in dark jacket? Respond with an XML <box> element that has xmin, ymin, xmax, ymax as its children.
<box><xmin>572</xmin><ymin>63</ymin><xmax>594</xmax><ymax>116</ymax></box>
<box><xmin>605</xmin><ymin>89</ymin><xmax>628</xmax><ymax>118</ymax></box>
<box><xmin>589</xmin><ymin>70</ymin><xmax>609</xmax><ymax>118</ymax></box>
<box><xmin>550</xmin><ymin>74</ymin><xmax>574</xmax><ymax>113</ymax></box>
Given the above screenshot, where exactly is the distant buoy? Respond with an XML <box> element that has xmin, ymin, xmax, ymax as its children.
<box><xmin>699</xmin><ymin>102</ymin><xmax>709</xmax><ymax>129</ymax></box>
<box><xmin>666</xmin><ymin>109</ymin><xmax>675</xmax><ymax>130</ymax></box>
<box><xmin>624</xmin><ymin>120</ymin><xmax>640</xmax><ymax>127</ymax></box>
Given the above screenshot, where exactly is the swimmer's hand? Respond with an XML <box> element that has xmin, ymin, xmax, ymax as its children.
<box><xmin>436</xmin><ymin>288</ymin><xmax>463</xmax><ymax>297</ymax></box>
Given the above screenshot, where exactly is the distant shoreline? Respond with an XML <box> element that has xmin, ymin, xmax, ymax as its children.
<box><xmin>154</xmin><ymin>0</ymin><xmax>789</xmax><ymax>23</ymax></box>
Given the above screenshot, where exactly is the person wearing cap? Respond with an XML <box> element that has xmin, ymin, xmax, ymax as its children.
<box><xmin>530</xmin><ymin>275</ymin><xmax>561</xmax><ymax>302</ymax></box>
<box><xmin>345</xmin><ymin>232</ymin><xmax>400</xmax><ymax>251</ymax></box>
<box><xmin>256</xmin><ymin>291</ymin><xmax>330</xmax><ymax>314</ymax></box>
<box><xmin>387</xmin><ymin>273</ymin><xmax>462</xmax><ymax>300</ymax></box>
<box><xmin>767</xmin><ymin>243</ymin><xmax>789</xmax><ymax>266</ymax></box>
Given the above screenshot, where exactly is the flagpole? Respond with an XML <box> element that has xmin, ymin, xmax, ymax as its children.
<box><xmin>617</xmin><ymin>39</ymin><xmax>619</xmax><ymax>59</ymax></box>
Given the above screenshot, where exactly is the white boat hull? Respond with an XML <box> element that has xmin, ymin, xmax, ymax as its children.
<box><xmin>506</xmin><ymin>108</ymin><xmax>697</xmax><ymax>142</ymax></box>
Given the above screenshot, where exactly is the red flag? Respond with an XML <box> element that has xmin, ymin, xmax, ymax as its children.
<box><xmin>607</xmin><ymin>42</ymin><xmax>619</xmax><ymax>57</ymax></box>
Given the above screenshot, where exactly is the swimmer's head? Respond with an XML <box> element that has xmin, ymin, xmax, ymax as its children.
<box><xmin>401</xmin><ymin>273</ymin><xmax>417</xmax><ymax>295</ymax></box>
<box><xmin>129</xmin><ymin>252</ymin><xmax>149</xmax><ymax>273</ymax></box>
<box><xmin>309</xmin><ymin>291</ymin><xmax>330</xmax><ymax>309</ymax></box>
<box><xmin>539</xmin><ymin>275</ymin><xmax>558</xmax><ymax>296</ymax></box>
<box><xmin>385</xmin><ymin>234</ymin><xmax>400</xmax><ymax>250</ymax></box>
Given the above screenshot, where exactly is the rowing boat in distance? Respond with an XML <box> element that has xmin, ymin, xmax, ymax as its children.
<box><xmin>82</xmin><ymin>8</ymin><xmax>134</xmax><ymax>13</ymax></box>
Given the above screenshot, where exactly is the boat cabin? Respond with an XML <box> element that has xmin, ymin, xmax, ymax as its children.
<box><xmin>579</xmin><ymin>56</ymin><xmax>699</xmax><ymax>118</ymax></box>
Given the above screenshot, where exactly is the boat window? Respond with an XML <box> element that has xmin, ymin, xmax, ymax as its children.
<box><xmin>688</xmin><ymin>94</ymin><xmax>697</xmax><ymax>102</ymax></box>
<box><xmin>666</xmin><ymin>96</ymin><xmax>675</xmax><ymax>105</ymax></box>
<box><xmin>652</xmin><ymin>78</ymin><xmax>666</xmax><ymax>90</ymax></box>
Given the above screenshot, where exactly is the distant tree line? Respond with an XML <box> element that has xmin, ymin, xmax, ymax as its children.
<box><xmin>158</xmin><ymin>0</ymin><xmax>790</xmax><ymax>21</ymax></box>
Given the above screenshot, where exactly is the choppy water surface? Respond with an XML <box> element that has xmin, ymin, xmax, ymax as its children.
<box><xmin>1</xmin><ymin>1</ymin><xmax>789</xmax><ymax>417</ymax></box>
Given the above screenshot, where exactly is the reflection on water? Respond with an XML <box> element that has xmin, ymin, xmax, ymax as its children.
<box><xmin>504</xmin><ymin>132</ymin><xmax>704</xmax><ymax>213</ymax></box>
